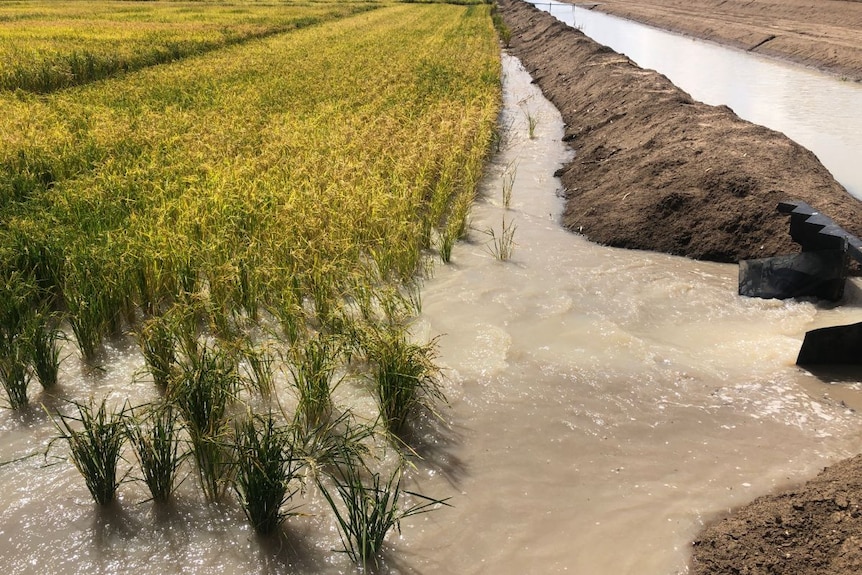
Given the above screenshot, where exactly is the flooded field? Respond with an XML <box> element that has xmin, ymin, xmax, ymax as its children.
<box><xmin>2</xmin><ymin>52</ymin><xmax>862</xmax><ymax>575</ymax></box>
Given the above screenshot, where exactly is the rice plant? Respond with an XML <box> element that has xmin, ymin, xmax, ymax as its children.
<box><xmin>288</xmin><ymin>334</ymin><xmax>342</xmax><ymax>432</ymax></box>
<box><xmin>485</xmin><ymin>216</ymin><xmax>517</xmax><ymax>261</ymax></box>
<box><xmin>319</xmin><ymin>456</ymin><xmax>451</xmax><ymax>568</ymax></box>
<box><xmin>170</xmin><ymin>344</ymin><xmax>239</xmax><ymax>501</ymax></box>
<box><xmin>27</xmin><ymin>311</ymin><xmax>62</xmax><ymax>390</ymax></box>
<box><xmin>52</xmin><ymin>399</ymin><xmax>128</xmax><ymax>505</ymax></box>
<box><xmin>293</xmin><ymin>410</ymin><xmax>372</xmax><ymax>480</ymax></box>
<box><xmin>362</xmin><ymin>326</ymin><xmax>445</xmax><ymax>436</ymax></box>
<box><xmin>238</xmin><ymin>341</ymin><xmax>276</xmax><ymax>398</ymax></box>
<box><xmin>138</xmin><ymin>314</ymin><xmax>178</xmax><ymax>390</ymax></box>
<box><xmin>0</xmin><ymin>341</ymin><xmax>31</xmax><ymax>409</ymax></box>
<box><xmin>501</xmin><ymin>160</ymin><xmax>517</xmax><ymax>209</ymax></box>
<box><xmin>233</xmin><ymin>413</ymin><xmax>304</xmax><ymax>535</ymax></box>
<box><xmin>126</xmin><ymin>404</ymin><xmax>184</xmax><ymax>503</ymax></box>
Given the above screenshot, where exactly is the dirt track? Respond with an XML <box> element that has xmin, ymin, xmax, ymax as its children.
<box><xmin>496</xmin><ymin>1</ymin><xmax>862</xmax><ymax>573</ymax></box>
<box><xmin>587</xmin><ymin>0</ymin><xmax>862</xmax><ymax>82</ymax></box>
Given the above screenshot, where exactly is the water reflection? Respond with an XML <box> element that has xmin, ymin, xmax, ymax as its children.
<box><xmin>530</xmin><ymin>0</ymin><xmax>862</xmax><ymax>199</ymax></box>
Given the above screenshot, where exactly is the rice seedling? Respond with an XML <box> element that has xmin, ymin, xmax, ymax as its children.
<box><xmin>126</xmin><ymin>403</ymin><xmax>184</xmax><ymax>503</ymax></box>
<box><xmin>526</xmin><ymin>112</ymin><xmax>538</xmax><ymax>139</ymax></box>
<box><xmin>318</xmin><ymin>454</ymin><xmax>451</xmax><ymax>568</ymax></box>
<box><xmin>233</xmin><ymin>412</ymin><xmax>304</xmax><ymax>535</ymax></box>
<box><xmin>51</xmin><ymin>398</ymin><xmax>128</xmax><ymax>505</ymax></box>
<box><xmin>238</xmin><ymin>341</ymin><xmax>276</xmax><ymax>398</ymax></box>
<box><xmin>502</xmin><ymin>160</ymin><xmax>517</xmax><ymax>209</ymax></box>
<box><xmin>485</xmin><ymin>216</ymin><xmax>517</xmax><ymax>261</ymax></box>
<box><xmin>362</xmin><ymin>325</ymin><xmax>445</xmax><ymax>436</ymax></box>
<box><xmin>292</xmin><ymin>410</ymin><xmax>372</xmax><ymax>480</ymax></box>
<box><xmin>288</xmin><ymin>334</ymin><xmax>342</xmax><ymax>432</ymax></box>
<box><xmin>170</xmin><ymin>344</ymin><xmax>239</xmax><ymax>501</ymax></box>
<box><xmin>190</xmin><ymin>432</ymin><xmax>235</xmax><ymax>503</ymax></box>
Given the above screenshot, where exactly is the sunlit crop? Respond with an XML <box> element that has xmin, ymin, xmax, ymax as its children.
<box><xmin>1</xmin><ymin>0</ymin><xmax>500</xmax><ymax>564</ymax></box>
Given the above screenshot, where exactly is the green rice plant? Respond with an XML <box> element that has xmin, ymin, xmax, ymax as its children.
<box><xmin>51</xmin><ymin>399</ymin><xmax>128</xmax><ymax>505</ymax></box>
<box><xmin>26</xmin><ymin>309</ymin><xmax>62</xmax><ymax>390</ymax></box>
<box><xmin>0</xmin><ymin>340</ymin><xmax>31</xmax><ymax>409</ymax></box>
<box><xmin>292</xmin><ymin>410</ymin><xmax>372</xmax><ymax>480</ymax></box>
<box><xmin>189</xmin><ymin>432</ymin><xmax>235</xmax><ymax>503</ymax></box>
<box><xmin>490</xmin><ymin>3</ymin><xmax>512</xmax><ymax>47</ymax></box>
<box><xmin>318</xmin><ymin>455</ymin><xmax>451</xmax><ymax>568</ymax></box>
<box><xmin>288</xmin><ymin>334</ymin><xmax>342</xmax><ymax>432</ymax></box>
<box><xmin>439</xmin><ymin>227</ymin><xmax>457</xmax><ymax>263</ymax></box>
<box><xmin>138</xmin><ymin>314</ymin><xmax>178</xmax><ymax>391</ymax></box>
<box><xmin>126</xmin><ymin>403</ymin><xmax>184</xmax><ymax>503</ymax></box>
<box><xmin>170</xmin><ymin>344</ymin><xmax>238</xmax><ymax>501</ymax></box>
<box><xmin>526</xmin><ymin>112</ymin><xmax>538</xmax><ymax>139</ymax></box>
<box><xmin>238</xmin><ymin>341</ymin><xmax>276</xmax><ymax>398</ymax></box>
<box><xmin>485</xmin><ymin>215</ymin><xmax>517</xmax><ymax>261</ymax></box>
<box><xmin>362</xmin><ymin>325</ymin><xmax>445</xmax><ymax>436</ymax></box>
<box><xmin>233</xmin><ymin>412</ymin><xmax>304</xmax><ymax>535</ymax></box>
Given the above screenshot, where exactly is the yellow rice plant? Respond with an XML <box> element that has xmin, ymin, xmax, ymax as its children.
<box><xmin>0</xmin><ymin>3</ymin><xmax>500</xmax><ymax>360</ymax></box>
<box><xmin>0</xmin><ymin>0</ymin><xmax>377</xmax><ymax>93</ymax></box>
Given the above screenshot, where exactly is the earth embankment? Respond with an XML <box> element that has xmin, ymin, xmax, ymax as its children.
<box><xmin>497</xmin><ymin>0</ymin><xmax>862</xmax><ymax>263</ymax></box>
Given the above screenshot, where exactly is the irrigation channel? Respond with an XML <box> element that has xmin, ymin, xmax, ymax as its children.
<box><xmin>1</xmin><ymin>51</ymin><xmax>862</xmax><ymax>575</ymax></box>
<box><xmin>530</xmin><ymin>0</ymin><xmax>862</xmax><ymax>200</ymax></box>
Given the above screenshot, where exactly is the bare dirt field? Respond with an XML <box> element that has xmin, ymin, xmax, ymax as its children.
<box><xmin>588</xmin><ymin>0</ymin><xmax>862</xmax><ymax>82</ymax></box>
<box><xmin>496</xmin><ymin>0</ymin><xmax>862</xmax><ymax>573</ymax></box>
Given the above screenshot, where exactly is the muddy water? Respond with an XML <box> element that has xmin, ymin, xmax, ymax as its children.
<box><xmin>531</xmin><ymin>0</ymin><xmax>862</xmax><ymax>200</ymax></box>
<box><xmin>405</xmin><ymin>54</ymin><xmax>862</xmax><ymax>573</ymax></box>
<box><xmin>2</xmin><ymin>55</ymin><xmax>862</xmax><ymax>575</ymax></box>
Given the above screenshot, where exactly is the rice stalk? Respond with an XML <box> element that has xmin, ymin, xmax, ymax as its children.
<box><xmin>288</xmin><ymin>334</ymin><xmax>342</xmax><ymax>432</ymax></box>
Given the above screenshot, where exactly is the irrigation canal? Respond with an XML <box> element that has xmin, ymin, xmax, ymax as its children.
<box><xmin>530</xmin><ymin>0</ymin><xmax>862</xmax><ymax>200</ymax></box>
<box><xmin>1</xmin><ymin>23</ymin><xmax>862</xmax><ymax>575</ymax></box>
<box><xmin>410</xmin><ymin>54</ymin><xmax>862</xmax><ymax>573</ymax></box>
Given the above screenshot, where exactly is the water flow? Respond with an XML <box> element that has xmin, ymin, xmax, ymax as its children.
<box><xmin>407</xmin><ymin>54</ymin><xmax>862</xmax><ymax>574</ymax></box>
<box><xmin>529</xmin><ymin>0</ymin><xmax>862</xmax><ymax>199</ymax></box>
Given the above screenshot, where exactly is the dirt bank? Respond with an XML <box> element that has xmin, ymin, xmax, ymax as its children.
<box><xmin>497</xmin><ymin>0</ymin><xmax>862</xmax><ymax>263</ymax></box>
<box><xmin>691</xmin><ymin>455</ymin><xmax>862</xmax><ymax>575</ymax></box>
<box><xmin>496</xmin><ymin>1</ymin><xmax>862</xmax><ymax>574</ymax></box>
<box><xmin>585</xmin><ymin>0</ymin><xmax>862</xmax><ymax>82</ymax></box>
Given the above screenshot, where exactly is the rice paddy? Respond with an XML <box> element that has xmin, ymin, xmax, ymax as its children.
<box><xmin>0</xmin><ymin>0</ymin><xmax>501</xmax><ymax>569</ymax></box>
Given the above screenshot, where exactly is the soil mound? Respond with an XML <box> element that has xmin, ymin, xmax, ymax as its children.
<box><xmin>498</xmin><ymin>0</ymin><xmax>862</xmax><ymax>263</ymax></box>
<box><xmin>692</xmin><ymin>455</ymin><xmax>862</xmax><ymax>575</ymax></box>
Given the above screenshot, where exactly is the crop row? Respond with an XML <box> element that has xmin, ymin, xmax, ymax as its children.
<box><xmin>0</xmin><ymin>1</ymin><xmax>501</xmax><ymax>565</ymax></box>
<box><xmin>0</xmin><ymin>0</ymin><xmax>378</xmax><ymax>93</ymax></box>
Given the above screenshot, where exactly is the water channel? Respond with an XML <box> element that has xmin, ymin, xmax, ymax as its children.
<box><xmin>1</xmin><ymin>27</ymin><xmax>862</xmax><ymax>575</ymax></box>
<box><xmin>530</xmin><ymin>0</ymin><xmax>862</xmax><ymax>200</ymax></box>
